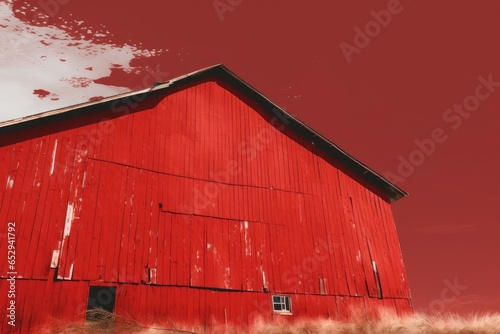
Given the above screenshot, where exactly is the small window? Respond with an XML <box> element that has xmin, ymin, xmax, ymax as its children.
<box><xmin>272</xmin><ymin>295</ymin><xmax>292</xmax><ymax>314</ymax></box>
<box><xmin>86</xmin><ymin>286</ymin><xmax>116</xmax><ymax>321</ymax></box>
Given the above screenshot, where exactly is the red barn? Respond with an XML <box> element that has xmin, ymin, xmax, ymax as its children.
<box><xmin>0</xmin><ymin>64</ymin><xmax>411</xmax><ymax>332</ymax></box>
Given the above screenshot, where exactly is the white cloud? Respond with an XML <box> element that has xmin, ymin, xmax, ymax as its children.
<box><xmin>0</xmin><ymin>0</ymin><xmax>164</xmax><ymax>123</ymax></box>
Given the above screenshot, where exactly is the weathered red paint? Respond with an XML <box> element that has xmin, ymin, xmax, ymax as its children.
<box><xmin>0</xmin><ymin>67</ymin><xmax>411</xmax><ymax>332</ymax></box>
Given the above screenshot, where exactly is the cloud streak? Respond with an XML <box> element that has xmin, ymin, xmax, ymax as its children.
<box><xmin>414</xmin><ymin>223</ymin><xmax>479</xmax><ymax>235</ymax></box>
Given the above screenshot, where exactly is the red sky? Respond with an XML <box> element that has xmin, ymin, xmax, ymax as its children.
<box><xmin>10</xmin><ymin>0</ymin><xmax>500</xmax><ymax>315</ymax></box>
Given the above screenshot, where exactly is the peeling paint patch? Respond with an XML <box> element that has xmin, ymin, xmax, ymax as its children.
<box><xmin>58</xmin><ymin>262</ymin><xmax>74</xmax><ymax>280</ymax></box>
<box><xmin>50</xmin><ymin>249</ymin><xmax>60</xmax><ymax>268</ymax></box>
<box><xmin>372</xmin><ymin>260</ymin><xmax>383</xmax><ymax>298</ymax></box>
<box><xmin>319</xmin><ymin>277</ymin><xmax>327</xmax><ymax>295</ymax></box>
<box><xmin>149</xmin><ymin>268</ymin><xmax>157</xmax><ymax>284</ymax></box>
<box><xmin>66</xmin><ymin>262</ymin><xmax>74</xmax><ymax>280</ymax></box>
<box><xmin>5</xmin><ymin>175</ymin><xmax>14</xmax><ymax>189</ymax></box>
<box><xmin>63</xmin><ymin>203</ymin><xmax>75</xmax><ymax>238</ymax></box>
<box><xmin>224</xmin><ymin>267</ymin><xmax>231</xmax><ymax>288</ymax></box>
<box><xmin>243</xmin><ymin>221</ymin><xmax>251</xmax><ymax>256</ymax></box>
<box><xmin>75</xmin><ymin>149</ymin><xmax>87</xmax><ymax>163</ymax></box>
<box><xmin>50</xmin><ymin>139</ymin><xmax>58</xmax><ymax>175</ymax></box>
<box><xmin>260</xmin><ymin>265</ymin><xmax>267</xmax><ymax>286</ymax></box>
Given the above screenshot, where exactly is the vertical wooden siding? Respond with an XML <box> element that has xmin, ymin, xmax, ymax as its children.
<box><xmin>0</xmin><ymin>77</ymin><xmax>411</xmax><ymax>332</ymax></box>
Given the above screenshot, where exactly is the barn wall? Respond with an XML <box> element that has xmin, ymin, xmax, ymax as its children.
<box><xmin>0</xmin><ymin>77</ymin><xmax>411</xmax><ymax>331</ymax></box>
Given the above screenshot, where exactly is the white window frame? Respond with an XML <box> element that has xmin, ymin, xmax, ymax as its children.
<box><xmin>272</xmin><ymin>295</ymin><xmax>292</xmax><ymax>314</ymax></box>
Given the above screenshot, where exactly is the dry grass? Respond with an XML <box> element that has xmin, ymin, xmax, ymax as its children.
<box><xmin>38</xmin><ymin>308</ymin><xmax>500</xmax><ymax>334</ymax></box>
<box><xmin>250</xmin><ymin>313</ymin><xmax>500</xmax><ymax>334</ymax></box>
<box><xmin>38</xmin><ymin>309</ymin><xmax>191</xmax><ymax>334</ymax></box>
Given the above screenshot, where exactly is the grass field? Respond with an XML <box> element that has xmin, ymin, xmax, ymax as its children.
<box><xmin>41</xmin><ymin>308</ymin><xmax>500</xmax><ymax>334</ymax></box>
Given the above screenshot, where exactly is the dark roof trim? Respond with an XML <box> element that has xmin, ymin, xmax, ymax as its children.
<box><xmin>0</xmin><ymin>64</ymin><xmax>408</xmax><ymax>202</ymax></box>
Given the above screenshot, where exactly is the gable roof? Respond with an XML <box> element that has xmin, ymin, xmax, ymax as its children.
<box><xmin>0</xmin><ymin>64</ymin><xmax>407</xmax><ymax>202</ymax></box>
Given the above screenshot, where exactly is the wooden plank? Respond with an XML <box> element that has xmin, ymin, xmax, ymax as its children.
<box><xmin>72</xmin><ymin>158</ymin><xmax>95</xmax><ymax>280</ymax></box>
<box><xmin>340</xmin><ymin>179</ymin><xmax>361</xmax><ymax>297</ymax></box>
<box><xmin>129</xmin><ymin>286</ymin><xmax>141</xmax><ymax>325</ymax></box>
<box><xmin>318</xmin><ymin>160</ymin><xmax>340</xmax><ymax>295</ymax></box>
<box><xmin>179</xmin><ymin>214</ymin><xmax>191</xmax><ymax>286</ymax></box>
<box><xmin>127</xmin><ymin>167</ymin><xmax>141</xmax><ymax>284</ymax></box>
<box><xmin>0</xmin><ymin>145</ymin><xmax>17</xmax><ymax>266</ymax></box>
<box><xmin>228</xmin><ymin>221</ymin><xmax>242</xmax><ymax>290</ymax></box>
<box><xmin>162</xmin><ymin>211</ymin><xmax>173</xmax><ymax>285</ymax></box>
<box><xmin>268</xmin><ymin>223</ymin><xmax>281</xmax><ymax>293</ymax></box>
<box><xmin>4</xmin><ymin>140</ymin><xmax>33</xmax><ymax>279</ymax></box>
<box><xmin>26</xmin><ymin>279</ymin><xmax>47</xmax><ymax>330</ymax></box>
<box><xmin>302</xmin><ymin>194</ymin><xmax>319</xmax><ymax>295</ymax></box>
<box><xmin>17</xmin><ymin>280</ymin><xmax>32</xmax><ymax>333</ymax></box>
<box><xmin>21</xmin><ymin>136</ymin><xmax>50</xmax><ymax>279</ymax></box>
<box><xmin>60</xmin><ymin>124</ymin><xmax>90</xmax><ymax>280</ymax></box>
<box><xmin>145</xmin><ymin>172</ymin><xmax>157</xmax><ymax>277</ymax></box>
<box><xmin>144</xmin><ymin>99</ymin><xmax>155</xmax><ymax>172</ymax></box>
<box><xmin>330</xmin><ymin>169</ymin><xmax>352</xmax><ymax>295</ymax></box>
<box><xmin>126</xmin><ymin>168</ymin><xmax>140</xmax><ymax>284</ymax></box>
<box><xmin>139</xmin><ymin>168</ymin><xmax>152</xmax><ymax>284</ymax></box>
<box><xmin>91</xmin><ymin>160</ymin><xmax>110</xmax><ymax>280</ymax></box>
<box><xmin>169</xmin><ymin>212</ymin><xmax>180</xmax><ymax>286</ymax></box>
<box><xmin>0</xmin><ymin>142</ymin><xmax>14</xmax><ymax>206</ymax></box>
<box><xmin>114</xmin><ymin>166</ymin><xmax>130</xmax><ymax>283</ymax></box>
<box><xmin>84</xmin><ymin>160</ymin><xmax>104</xmax><ymax>280</ymax></box>
<box><xmin>155</xmin><ymin>191</ymin><xmax>166</xmax><ymax>286</ymax></box>
<box><xmin>155</xmin><ymin>98</ymin><xmax>166</xmax><ymax>175</ymax></box>
<box><xmin>308</xmin><ymin>194</ymin><xmax>331</xmax><ymax>295</ymax></box>
<box><xmin>50</xmin><ymin>122</ymin><xmax>77</xmax><ymax>279</ymax></box>
<box><xmin>351</xmin><ymin>183</ymin><xmax>379</xmax><ymax>298</ymax></box>
<box><xmin>102</xmin><ymin>161</ymin><xmax>120</xmax><ymax>282</ymax></box>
